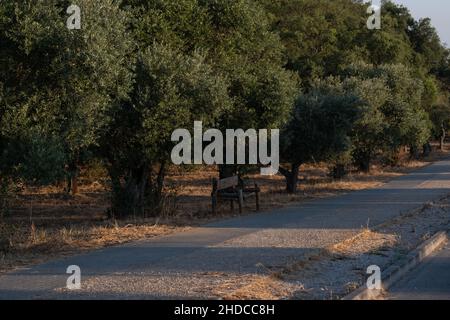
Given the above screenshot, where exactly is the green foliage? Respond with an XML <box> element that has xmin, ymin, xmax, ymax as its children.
<box><xmin>280</xmin><ymin>79</ymin><xmax>363</xmax><ymax>192</ymax></box>
<box><xmin>378</xmin><ymin>64</ymin><xmax>431</xmax><ymax>153</ymax></box>
<box><xmin>265</xmin><ymin>0</ymin><xmax>450</xmax><ymax>94</ymax></box>
<box><xmin>0</xmin><ymin>0</ymin><xmax>133</xmax><ymax>188</ymax></box>
<box><xmin>409</xmin><ymin>18</ymin><xmax>447</xmax><ymax>73</ymax></box>
<box><xmin>124</xmin><ymin>0</ymin><xmax>298</xmax><ymax>130</ymax></box>
<box><xmin>19</xmin><ymin>134</ymin><xmax>67</xmax><ymax>186</ymax></box>
<box><xmin>282</xmin><ymin>81</ymin><xmax>362</xmax><ymax>164</ymax></box>
<box><xmin>264</xmin><ymin>0</ymin><xmax>367</xmax><ymax>87</ymax></box>
<box><xmin>346</xmin><ymin>76</ymin><xmax>389</xmax><ymax>170</ymax></box>
<box><xmin>341</xmin><ymin>62</ymin><xmax>432</xmax><ymax>169</ymax></box>
<box><xmin>136</xmin><ymin>43</ymin><xmax>230</xmax><ymax>158</ymax></box>
<box><xmin>1</xmin><ymin>0</ymin><xmax>449</xmax><ymax>212</ymax></box>
<box><xmin>430</xmin><ymin>103</ymin><xmax>450</xmax><ymax>139</ymax></box>
<box><xmin>363</xmin><ymin>1</ymin><xmax>415</xmax><ymax>66</ymax></box>
<box><xmin>101</xmin><ymin>0</ymin><xmax>298</xmax><ymax>216</ymax></box>
<box><xmin>101</xmin><ymin>43</ymin><xmax>231</xmax><ymax>216</ymax></box>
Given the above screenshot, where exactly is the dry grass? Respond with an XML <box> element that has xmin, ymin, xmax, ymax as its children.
<box><xmin>330</xmin><ymin>229</ymin><xmax>398</xmax><ymax>256</ymax></box>
<box><xmin>217</xmin><ymin>275</ymin><xmax>292</xmax><ymax>300</ymax></box>
<box><xmin>0</xmin><ymin>217</ymin><xmax>188</xmax><ymax>274</ymax></box>
<box><xmin>1</xmin><ymin>147</ymin><xmax>448</xmax><ymax>275</ymax></box>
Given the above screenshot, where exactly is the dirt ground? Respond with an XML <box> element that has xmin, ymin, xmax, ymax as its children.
<box><xmin>1</xmin><ymin>148</ymin><xmax>448</xmax><ymax>275</ymax></box>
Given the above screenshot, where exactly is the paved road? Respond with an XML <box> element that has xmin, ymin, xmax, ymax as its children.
<box><xmin>387</xmin><ymin>240</ymin><xmax>450</xmax><ymax>300</ymax></box>
<box><xmin>1</xmin><ymin>159</ymin><xmax>450</xmax><ymax>299</ymax></box>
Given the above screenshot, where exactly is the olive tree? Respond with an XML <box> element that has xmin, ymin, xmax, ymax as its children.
<box><xmin>280</xmin><ymin>80</ymin><xmax>363</xmax><ymax>193</ymax></box>
<box><xmin>100</xmin><ymin>44</ymin><xmax>231</xmax><ymax>217</ymax></box>
<box><xmin>0</xmin><ymin>0</ymin><xmax>133</xmax><ymax>193</ymax></box>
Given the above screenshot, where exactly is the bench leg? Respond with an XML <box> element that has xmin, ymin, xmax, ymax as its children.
<box><xmin>230</xmin><ymin>199</ymin><xmax>234</xmax><ymax>213</ymax></box>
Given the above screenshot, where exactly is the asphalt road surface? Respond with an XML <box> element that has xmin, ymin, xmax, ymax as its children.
<box><xmin>1</xmin><ymin>159</ymin><xmax>450</xmax><ymax>299</ymax></box>
<box><xmin>386</xmin><ymin>240</ymin><xmax>450</xmax><ymax>300</ymax></box>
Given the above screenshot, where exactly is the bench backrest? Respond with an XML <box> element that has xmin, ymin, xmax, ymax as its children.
<box><xmin>214</xmin><ymin>176</ymin><xmax>239</xmax><ymax>191</ymax></box>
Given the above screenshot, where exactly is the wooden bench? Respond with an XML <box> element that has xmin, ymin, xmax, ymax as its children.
<box><xmin>211</xmin><ymin>176</ymin><xmax>260</xmax><ymax>214</ymax></box>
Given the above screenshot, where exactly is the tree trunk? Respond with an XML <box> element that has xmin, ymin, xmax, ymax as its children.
<box><xmin>66</xmin><ymin>153</ymin><xmax>79</xmax><ymax>195</ymax></box>
<box><xmin>356</xmin><ymin>155</ymin><xmax>371</xmax><ymax>173</ymax></box>
<box><xmin>440</xmin><ymin>126</ymin><xmax>446</xmax><ymax>151</ymax></box>
<box><xmin>156</xmin><ymin>162</ymin><xmax>166</xmax><ymax>200</ymax></box>
<box><xmin>0</xmin><ymin>177</ymin><xmax>8</xmax><ymax>219</ymax></box>
<box><xmin>409</xmin><ymin>146</ymin><xmax>419</xmax><ymax>160</ymax></box>
<box><xmin>387</xmin><ymin>148</ymin><xmax>401</xmax><ymax>166</ymax></box>
<box><xmin>279</xmin><ymin>163</ymin><xmax>301</xmax><ymax>194</ymax></box>
<box><xmin>66</xmin><ymin>167</ymin><xmax>78</xmax><ymax>195</ymax></box>
<box><xmin>353</xmin><ymin>150</ymin><xmax>372</xmax><ymax>173</ymax></box>
<box><xmin>71</xmin><ymin>169</ymin><xmax>78</xmax><ymax>195</ymax></box>
<box><xmin>148</xmin><ymin>161</ymin><xmax>167</xmax><ymax>207</ymax></box>
<box><xmin>423</xmin><ymin>142</ymin><xmax>432</xmax><ymax>157</ymax></box>
<box><xmin>109</xmin><ymin>165</ymin><xmax>150</xmax><ymax>219</ymax></box>
<box><xmin>357</xmin><ymin>160</ymin><xmax>370</xmax><ymax>173</ymax></box>
<box><xmin>330</xmin><ymin>163</ymin><xmax>347</xmax><ymax>180</ymax></box>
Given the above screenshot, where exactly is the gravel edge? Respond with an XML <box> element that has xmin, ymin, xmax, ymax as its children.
<box><xmin>342</xmin><ymin>231</ymin><xmax>449</xmax><ymax>300</ymax></box>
